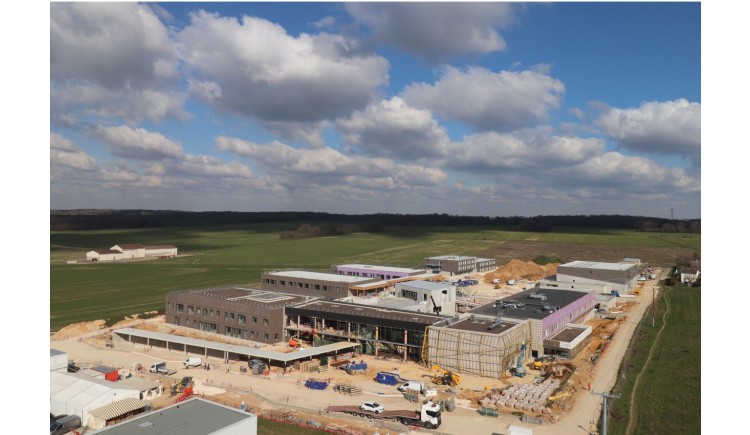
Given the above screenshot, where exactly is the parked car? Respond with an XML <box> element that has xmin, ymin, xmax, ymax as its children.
<box><xmin>50</xmin><ymin>415</ymin><xmax>80</xmax><ymax>435</ymax></box>
<box><xmin>360</xmin><ymin>401</ymin><xmax>384</xmax><ymax>413</ymax></box>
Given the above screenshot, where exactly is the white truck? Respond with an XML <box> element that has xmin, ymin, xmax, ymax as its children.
<box><xmin>326</xmin><ymin>400</ymin><xmax>442</xmax><ymax>430</ymax></box>
<box><xmin>149</xmin><ymin>361</ymin><xmax>177</xmax><ymax>375</ymax></box>
<box><xmin>184</xmin><ymin>357</ymin><xmax>202</xmax><ymax>368</ymax></box>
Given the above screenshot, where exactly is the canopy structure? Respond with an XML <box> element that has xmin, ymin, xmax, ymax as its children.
<box><xmin>114</xmin><ymin>328</ymin><xmax>361</xmax><ymax>366</ymax></box>
<box><xmin>87</xmin><ymin>397</ymin><xmax>149</xmax><ymax>429</ymax></box>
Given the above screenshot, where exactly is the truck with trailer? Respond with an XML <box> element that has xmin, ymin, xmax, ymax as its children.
<box><xmin>325</xmin><ymin>400</ymin><xmax>442</xmax><ymax>429</ymax></box>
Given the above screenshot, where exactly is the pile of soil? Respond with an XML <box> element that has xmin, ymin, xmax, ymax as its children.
<box><xmin>51</xmin><ymin>320</ymin><xmax>106</xmax><ymax>340</ymax></box>
<box><xmin>484</xmin><ymin>259</ymin><xmax>559</xmax><ymax>283</ymax></box>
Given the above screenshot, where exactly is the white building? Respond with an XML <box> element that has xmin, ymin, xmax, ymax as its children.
<box><xmin>111</xmin><ymin>244</ymin><xmax>146</xmax><ymax>259</ymax></box>
<box><xmin>394</xmin><ymin>280</ymin><xmax>457</xmax><ymax>316</ymax></box>
<box><xmin>143</xmin><ymin>244</ymin><xmax>178</xmax><ymax>258</ymax></box>
<box><xmin>86</xmin><ymin>249</ymin><xmax>124</xmax><ymax>262</ymax></box>
<box><xmin>50</xmin><ymin>349</ymin><xmax>68</xmax><ymax>373</ymax></box>
<box><xmin>50</xmin><ymin>371</ymin><xmax>141</xmax><ymax>426</ymax></box>
<box><xmin>555</xmin><ymin>261</ymin><xmax>638</xmax><ymax>294</ymax></box>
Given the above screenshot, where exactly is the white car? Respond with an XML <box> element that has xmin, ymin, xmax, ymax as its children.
<box><xmin>360</xmin><ymin>401</ymin><xmax>384</xmax><ymax>413</ymax></box>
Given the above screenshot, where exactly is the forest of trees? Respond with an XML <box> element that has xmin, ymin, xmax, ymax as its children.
<box><xmin>50</xmin><ymin>209</ymin><xmax>701</xmax><ymax>235</ymax></box>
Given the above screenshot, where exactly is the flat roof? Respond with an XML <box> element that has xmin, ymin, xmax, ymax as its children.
<box><xmin>426</xmin><ymin>255</ymin><xmax>475</xmax><ymax>261</ymax></box>
<box><xmin>90</xmin><ymin>398</ymin><xmax>253</xmax><ymax>435</ymax></box>
<box><xmin>444</xmin><ymin>316</ymin><xmax>519</xmax><ymax>335</ymax></box>
<box><xmin>396</xmin><ymin>280</ymin><xmax>452</xmax><ymax>291</ymax></box>
<box><xmin>113</xmin><ymin>328</ymin><xmax>359</xmax><ymax>363</ymax></box>
<box><xmin>267</xmin><ymin>270</ymin><xmax>375</xmax><ymax>283</ymax></box>
<box><xmin>288</xmin><ymin>300</ymin><xmax>442</xmax><ymax>325</ymax></box>
<box><xmin>470</xmin><ymin>287</ymin><xmax>592</xmax><ymax>320</ymax></box>
<box><xmin>559</xmin><ymin>261</ymin><xmax>635</xmax><ymax>271</ymax></box>
<box><xmin>169</xmin><ymin>287</ymin><xmax>307</xmax><ymax>308</ymax></box>
<box><xmin>550</xmin><ymin>326</ymin><xmax>589</xmax><ymax>343</ymax></box>
<box><xmin>336</xmin><ymin>264</ymin><xmax>426</xmax><ymax>274</ymax></box>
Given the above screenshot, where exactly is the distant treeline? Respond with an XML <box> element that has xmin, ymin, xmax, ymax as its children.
<box><xmin>50</xmin><ymin>209</ymin><xmax>700</xmax><ymax>234</ymax></box>
<box><xmin>279</xmin><ymin>222</ymin><xmax>384</xmax><ymax>240</ymax></box>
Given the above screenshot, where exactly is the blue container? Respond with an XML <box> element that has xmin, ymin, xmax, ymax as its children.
<box><xmin>376</xmin><ymin>372</ymin><xmax>399</xmax><ymax>386</ymax></box>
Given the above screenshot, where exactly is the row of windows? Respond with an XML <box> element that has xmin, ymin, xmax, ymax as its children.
<box><xmin>168</xmin><ymin>302</ymin><xmax>268</xmax><ymax>325</ymax></box>
<box><xmin>263</xmin><ymin>279</ymin><xmax>343</xmax><ymax>292</ymax></box>
<box><xmin>174</xmin><ymin>318</ymin><xmax>280</xmax><ymax>342</ymax></box>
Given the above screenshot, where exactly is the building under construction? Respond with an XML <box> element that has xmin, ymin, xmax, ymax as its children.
<box><xmin>424</xmin><ymin>314</ymin><xmax>531</xmax><ymax>379</ymax></box>
<box><xmin>423</xmin><ymin>286</ymin><xmax>595</xmax><ymax>378</ymax></box>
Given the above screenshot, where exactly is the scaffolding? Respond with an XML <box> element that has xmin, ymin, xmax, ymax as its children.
<box><xmin>422</xmin><ymin>319</ymin><xmax>531</xmax><ymax>379</ymax></box>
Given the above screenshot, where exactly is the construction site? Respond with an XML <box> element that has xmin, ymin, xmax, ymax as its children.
<box><xmin>50</xmin><ymin>259</ymin><xmax>660</xmax><ymax>434</ymax></box>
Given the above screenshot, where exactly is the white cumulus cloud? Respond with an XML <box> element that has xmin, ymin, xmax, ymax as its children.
<box><xmin>336</xmin><ymin>97</ymin><xmax>450</xmax><ymax>160</ymax></box>
<box><xmin>51</xmin><ymin>3</ymin><xmax>186</xmax><ymax>125</ymax></box>
<box><xmin>595</xmin><ymin>99</ymin><xmax>701</xmax><ymax>164</ymax></box>
<box><xmin>403</xmin><ymin>66</ymin><xmax>565</xmax><ymax>131</ymax></box>
<box><xmin>50</xmin><ymin>133</ymin><xmax>97</xmax><ymax>170</ymax></box>
<box><xmin>179</xmin><ymin>10</ymin><xmax>390</xmax><ymax>124</ymax></box>
<box><xmin>345</xmin><ymin>3</ymin><xmax>516</xmax><ymax>61</ymax></box>
<box><xmin>89</xmin><ymin>125</ymin><xmax>184</xmax><ymax>161</ymax></box>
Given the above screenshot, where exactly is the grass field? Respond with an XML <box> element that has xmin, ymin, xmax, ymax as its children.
<box><xmin>607</xmin><ymin>285</ymin><xmax>701</xmax><ymax>434</ymax></box>
<box><xmin>50</xmin><ymin>224</ymin><xmax>700</xmax><ymax>333</ymax></box>
<box><xmin>258</xmin><ymin>417</ymin><xmax>329</xmax><ymax>434</ymax></box>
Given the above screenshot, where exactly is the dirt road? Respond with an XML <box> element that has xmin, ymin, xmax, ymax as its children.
<box><xmin>526</xmin><ymin>270</ymin><xmax>664</xmax><ymax>435</ymax></box>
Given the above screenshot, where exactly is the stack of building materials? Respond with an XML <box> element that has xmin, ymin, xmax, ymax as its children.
<box><xmin>480</xmin><ymin>378</ymin><xmax>561</xmax><ymax>414</ymax></box>
<box><xmin>333</xmin><ymin>384</ymin><xmax>362</xmax><ymax>395</ymax></box>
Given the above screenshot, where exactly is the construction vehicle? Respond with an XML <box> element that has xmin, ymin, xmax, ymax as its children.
<box><xmin>170</xmin><ymin>376</ymin><xmax>194</xmax><ymax>396</ymax></box>
<box><xmin>325</xmin><ymin>400</ymin><xmax>442</xmax><ymax>429</ymax></box>
<box><xmin>532</xmin><ymin>354</ymin><xmax>556</xmax><ymax>370</ymax></box>
<box><xmin>426</xmin><ymin>365</ymin><xmax>461</xmax><ymax>387</ymax></box>
<box><xmin>512</xmin><ymin>342</ymin><xmax>527</xmax><ymax>378</ymax></box>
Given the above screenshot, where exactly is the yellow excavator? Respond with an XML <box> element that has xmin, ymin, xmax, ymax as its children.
<box><xmin>425</xmin><ymin>365</ymin><xmax>461</xmax><ymax>387</ymax></box>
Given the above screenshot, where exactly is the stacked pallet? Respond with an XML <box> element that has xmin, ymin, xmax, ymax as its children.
<box><xmin>481</xmin><ymin>378</ymin><xmax>561</xmax><ymax>414</ymax></box>
<box><xmin>333</xmin><ymin>384</ymin><xmax>362</xmax><ymax>396</ymax></box>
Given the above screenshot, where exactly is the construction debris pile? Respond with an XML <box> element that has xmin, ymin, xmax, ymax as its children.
<box><xmin>479</xmin><ymin>378</ymin><xmax>563</xmax><ymax>414</ymax></box>
<box><xmin>483</xmin><ymin>259</ymin><xmax>559</xmax><ymax>284</ymax></box>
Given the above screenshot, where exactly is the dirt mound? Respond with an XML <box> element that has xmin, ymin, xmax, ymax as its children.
<box><xmin>484</xmin><ymin>259</ymin><xmax>559</xmax><ymax>283</ymax></box>
<box><xmin>51</xmin><ymin>319</ymin><xmax>106</xmax><ymax>340</ymax></box>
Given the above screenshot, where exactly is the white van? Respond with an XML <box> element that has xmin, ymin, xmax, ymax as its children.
<box><xmin>184</xmin><ymin>357</ymin><xmax>202</xmax><ymax>368</ymax></box>
<box><xmin>397</xmin><ymin>380</ymin><xmax>425</xmax><ymax>394</ymax></box>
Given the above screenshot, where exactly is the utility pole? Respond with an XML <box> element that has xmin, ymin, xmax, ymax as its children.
<box><xmin>591</xmin><ymin>390</ymin><xmax>621</xmax><ymax>435</ymax></box>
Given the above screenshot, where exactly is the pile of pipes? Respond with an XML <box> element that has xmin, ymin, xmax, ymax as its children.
<box><xmin>479</xmin><ymin>378</ymin><xmax>561</xmax><ymax>414</ymax></box>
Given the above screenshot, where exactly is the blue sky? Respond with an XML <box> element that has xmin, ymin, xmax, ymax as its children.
<box><xmin>49</xmin><ymin>2</ymin><xmax>701</xmax><ymax>218</ymax></box>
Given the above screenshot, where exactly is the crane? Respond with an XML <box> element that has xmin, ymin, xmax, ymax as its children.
<box><xmin>513</xmin><ymin>341</ymin><xmax>527</xmax><ymax>378</ymax></box>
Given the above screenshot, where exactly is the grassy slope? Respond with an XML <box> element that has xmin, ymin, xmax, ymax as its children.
<box><xmin>608</xmin><ymin>285</ymin><xmax>701</xmax><ymax>434</ymax></box>
<box><xmin>50</xmin><ymin>224</ymin><xmax>700</xmax><ymax>332</ymax></box>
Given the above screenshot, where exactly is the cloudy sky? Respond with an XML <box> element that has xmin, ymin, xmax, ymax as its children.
<box><xmin>49</xmin><ymin>2</ymin><xmax>701</xmax><ymax>218</ymax></box>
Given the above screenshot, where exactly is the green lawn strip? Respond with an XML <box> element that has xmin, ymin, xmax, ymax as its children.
<box><xmin>607</xmin><ymin>286</ymin><xmax>700</xmax><ymax>435</ymax></box>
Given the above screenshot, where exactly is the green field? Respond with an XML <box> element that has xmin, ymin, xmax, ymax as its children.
<box><xmin>50</xmin><ymin>224</ymin><xmax>700</xmax><ymax>333</ymax></box>
<box><xmin>608</xmin><ymin>285</ymin><xmax>701</xmax><ymax>434</ymax></box>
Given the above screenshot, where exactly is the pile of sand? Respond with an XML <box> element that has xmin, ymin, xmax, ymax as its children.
<box><xmin>51</xmin><ymin>319</ymin><xmax>106</xmax><ymax>340</ymax></box>
<box><xmin>484</xmin><ymin>259</ymin><xmax>559</xmax><ymax>283</ymax></box>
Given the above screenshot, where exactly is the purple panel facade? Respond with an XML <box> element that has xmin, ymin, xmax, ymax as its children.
<box><xmin>334</xmin><ymin>266</ymin><xmax>410</xmax><ymax>279</ymax></box>
<box><xmin>541</xmin><ymin>291</ymin><xmax>595</xmax><ymax>340</ymax></box>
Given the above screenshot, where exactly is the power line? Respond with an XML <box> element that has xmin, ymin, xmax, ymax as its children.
<box><xmin>591</xmin><ymin>390</ymin><xmax>621</xmax><ymax>435</ymax></box>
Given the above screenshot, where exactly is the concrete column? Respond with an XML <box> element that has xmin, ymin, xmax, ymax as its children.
<box><xmin>375</xmin><ymin>326</ymin><xmax>379</xmax><ymax>356</ymax></box>
<box><xmin>403</xmin><ymin>329</ymin><xmax>408</xmax><ymax>361</ymax></box>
